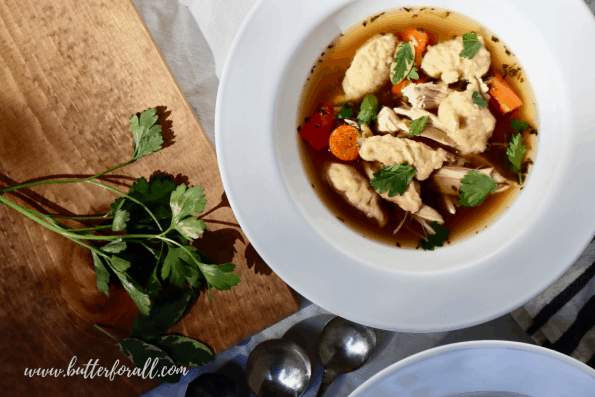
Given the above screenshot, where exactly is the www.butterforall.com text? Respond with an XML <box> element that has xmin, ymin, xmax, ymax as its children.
<box><xmin>24</xmin><ymin>356</ymin><xmax>188</xmax><ymax>380</ymax></box>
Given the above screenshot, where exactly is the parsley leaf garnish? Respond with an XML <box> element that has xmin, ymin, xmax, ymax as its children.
<box><xmin>91</xmin><ymin>252</ymin><xmax>111</xmax><ymax>296</ymax></box>
<box><xmin>457</xmin><ymin>171</ymin><xmax>498</xmax><ymax>207</ymax></box>
<box><xmin>117</xmin><ymin>338</ymin><xmax>181</xmax><ymax>383</ymax></box>
<box><xmin>130</xmin><ymin>289</ymin><xmax>192</xmax><ymax>340</ymax></box>
<box><xmin>357</xmin><ymin>95</ymin><xmax>379</xmax><ymax>125</ymax></box>
<box><xmin>154</xmin><ymin>335</ymin><xmax>214</xmax><ymax>367</ymax></box>
<box><xmin>391</xmin><ymin>41</ymin><xmax>415</xmax><ymax>84</ymax></box>
<box><xmin>100</xmin><ymin>239</ymin><xmax>127</xmax><ymax>254</ymax></box>
<box><xmin>112</xmin><ymin>266</ymin><xmax>152</xmax><ymax>316</ymax></box>
<box><xmin>472</xmin><ymin>91</ymin><xmax>488</xmax><ymax>109</ymax></box>
<box><xmin>130</xmin><ymin>108</ymin><xmax>164</xmax><ymax>160</ymax></box>
<box><xmin>112</xmin><ymin>208</ymin><xmax>130</xmax><ymax>232</ymax></box>
<box><xmin>406</xmin><ymin>65</ymin><xmax>420</xmax><ymax>80</ymax></box>
<box><xmin>420</xmin><ymin>222</ymin><xmax>450</xmax><ymax>251</ymax></box>
<box><xmin>459</xmin><ymin>33</ymin><xmax>482</xmax><ymax>59</ymax></box>
<box><xmin>408</xmin><ymin>116</ymin><xmax>428</xmax><ymax>137</ymax></box>
<box><xmin>169</xmin><ymin>184</ymin><xmax>207</xmax><ymax>240</ymax></box>
<box><xmin>507</xmin><ymin>133</ymin><xmax>527</xmax><ymax>172</ymax></box>
<box><xmin>512</xmin><ymin>119</ymin><xmax>529</xmax><ymax>133</ymax></box>
<box><xmin>507</xmin><ymin>133</ymin><xmax>527</xmax><ymax>184</ymax></box>
<box><xmin>337</xmin><ymin>102</ymin><xmax>354</xmax><ymax>119</ymax></box>
<box><xmin>370</xmin><ymin>163</ymin><xmax>416</xmax><ymax>197</ymax></box>
<box><xmin>508</xmin><ymin>120</ymin><xmax>528</xmax><ymax>183</ymax></box>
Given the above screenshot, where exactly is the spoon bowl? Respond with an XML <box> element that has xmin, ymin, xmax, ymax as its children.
<box><xmin>246</xmin><ymin>339</ymin><xmax>312</xmax><ymax>397</ymax></box>
<box><xmin>316</xmin><ymin>317</ymin><xmax>377</xmax><ymax>397</ymax></box>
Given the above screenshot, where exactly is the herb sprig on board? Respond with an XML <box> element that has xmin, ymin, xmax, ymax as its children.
<box><xmin>0</xmin><ymin>108</ymin><xmax>240</xmax><ymax>380</ymax></box>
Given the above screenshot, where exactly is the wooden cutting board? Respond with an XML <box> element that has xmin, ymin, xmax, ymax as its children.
<box><xmin>0</xmin><ymin>0</ymin><xmax>299</xmax><ymax>395</ymax></box>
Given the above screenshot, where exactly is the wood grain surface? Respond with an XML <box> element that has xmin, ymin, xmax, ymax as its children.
<box><xmin>0</xmin><ymin>0</ymin><xmax>299</xmax><ymax>395</ymax></box>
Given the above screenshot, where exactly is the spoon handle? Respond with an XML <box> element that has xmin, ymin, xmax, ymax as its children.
<box><xmin>316</xmin><ymin>369</ymin><xmax>339</xmax><ymax>397</ymax></box>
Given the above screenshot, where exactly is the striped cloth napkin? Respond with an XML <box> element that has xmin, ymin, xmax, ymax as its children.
<box><xmin>512</xmin><ymin>240</ymin><xmax>595</xmax><ymax>368</ymax></box>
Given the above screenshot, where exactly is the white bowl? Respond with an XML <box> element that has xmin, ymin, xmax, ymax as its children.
<box><xmin>349</xmin><ymin>341</ymin><xmax>595</xmax><ymax>396</ymax></box>
<box><xmin>216</xmin><ymin>0</ymin><xmax>595</xmax><ymax>331</ymax></box>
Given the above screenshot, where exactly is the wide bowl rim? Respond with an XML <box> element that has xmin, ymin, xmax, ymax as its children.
<box><xmin>215</xmin><ymin>0</ymin><xmax>595</xmax><ymax>331</ymax></box>
<box><xmin>349</xmin><ymin>340</ymin><xmax>595</xmax><ymax>396</ymax></box>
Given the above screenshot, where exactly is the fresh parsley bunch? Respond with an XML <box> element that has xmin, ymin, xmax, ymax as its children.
<box><xmin>0</xmin><ymin>108</ymin><xmax>241</xmax><ymax>378</ymax></box>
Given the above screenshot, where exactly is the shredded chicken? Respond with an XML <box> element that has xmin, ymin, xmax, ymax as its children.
<box><xmin>437</xmin><ymin>89</ymin><xmax>496</xmax><ymax>154</ymax></box>
<box><xmin>325</xmin><ymin>163</ymin><xmax>388</xmax><ymax>227</ymax></box>
<box><xmin>402</xmin><ymin>82</ymin><xmax>453</xmax><ymax>109</ymax></box>
<box><xmin>393</xmin><ymin>106</ymin><xmax>445</xmax><ymax>131</ymax></box>
<box><xmin>469</xmin><ymin>76</ymin><xmax>490</xmax><ymax>100</ymax></box>
<box><xmin>342</xmin><ymin>34</ymin><xmax>397</xmax><ymax>101</ymax></box>
<box><xmin>362</xmin><ymin>161</ymin><xmax>422</xmax><ymax>213</ymax></box>
<box><xmin>443</xmin><ymin>195</ymin><xmax>457</xmax><ymax>215</ymax></box>
<box><xmin>378</xmin><ymin>107</ymin><xmax>458</xmax><ymax>148</ymax></box>
<box><xmin>376</xmin><ymin>107</ymin><xmax>409</xmax><ymax>134</ymax></box>
<box><xmin>428</xmin><ymin>166</ymin><xmax>510</xmax><ymax>196</ymax></box>
<box><xmin>414</xmin><ymin>204</ymin><xmax>444</xmax><ymax>224</ymax></box>
<box><xmin>358</xmin><ymin>135</ymin><xmax>455</xmax><ymax>181</ymax></box>
<box><xmin>421</xmin><ymin>35</ymin><xmax>491</xmax><ymax>84</ymax></box>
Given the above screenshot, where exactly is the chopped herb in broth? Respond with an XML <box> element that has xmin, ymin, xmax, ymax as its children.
<box><xmin>297</xmin><ymin>7</ymin><xmax>538</xmax><ymax>249</ymax></box>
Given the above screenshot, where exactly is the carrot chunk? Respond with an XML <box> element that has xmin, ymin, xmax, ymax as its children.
<box><xmin>391</xmin><ymin>76</ymin><xmax>428</xmax><ymax>96</ymax></box>
<box><xmin>329</xmin><ymin>125</ymin><xmax>360</xmax><ymax>161</ymax></box>
<box><xmin>403</xmin><ymin>28</ymin><xmax>429</xmax><ymax>65</ymax></box>
<box><xmin>488</xmin><ymin>74</ymin><xmax>523</xmax><ymax>114</ymax></box>
<box><xmin>299</xmin><ymin>104</ymin><xmax>335</xmax><ymax>150</ymax></box>
<box><xmin>391</xmin><ymin>79</ymin><xmax>411</xmax><ymax>96</ymax></box>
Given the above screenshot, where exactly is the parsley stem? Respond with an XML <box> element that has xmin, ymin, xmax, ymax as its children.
<box><xmin>18</xmin><ymin>207</ymin><xmax>103</xmax><ymax>230</ymax></box>
<box><xmin>20</xmin><ymin>207</ymin><xmax>73</xmax><ymax>230</ymax></box>
<box><xmin>0</xmin><ymin>160</ymin><xmax>134</xmax><ymax>195</ymax></box>
<box><xmin>518</xmin><ymin>172</ymin><xmax>523</xmax><ymax>185</ymax></box>
<box><xmin>0</xmin><ymin>195</ymin><xmax>112</xmax><ymax>258</ymax></box>
<box><xmin>71</xmin><ymin>225</ymin><xmax>113</xmax><ymax>232</ymax></box>
<box><xmin>89</xmin><ymin>160</ymin><xmax>134</xmax><ymax>181</ymax></box>
<box><xmin>84</xmin><ymin>180</ymin><xmax>163</xmax><ymax>232</ymax></box>
<box><xmin>138</xmin><ymin>241</ymin><xmax>159</xmax><ymax>258</ymax></box>
<box><xmin>43</xmin><ymin>214</ymin><xmax>110</xmax><ymax>220</ymax></box>
<box><xmin>0</xmin><ymin>195</ymin><xmax>158</xmax><ymax>242</ymax></box>
<box><xmin>93</xmin><ymin>324</ymin><xmax>120</xmax><ymax>342</ymax></box>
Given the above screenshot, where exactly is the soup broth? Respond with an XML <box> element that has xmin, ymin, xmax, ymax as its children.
<box><xmin>297</xmin><ymin>6</ymin><xmax>538</xmax><ymax>249</ymax></box>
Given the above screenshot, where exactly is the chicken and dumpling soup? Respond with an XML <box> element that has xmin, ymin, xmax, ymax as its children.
<box><xmin>297</xmin><ymin>7</ymin><xmax>538</xmax><ymax>250</ymax></box>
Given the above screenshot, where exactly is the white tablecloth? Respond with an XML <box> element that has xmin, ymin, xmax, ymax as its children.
<box><xmin>135</xmin><ymin>1</ymin><xmax>595</xmax><ymax>395</ymax></box>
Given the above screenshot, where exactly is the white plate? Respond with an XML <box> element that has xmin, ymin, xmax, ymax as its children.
<box><xmin>349</xmin><ymin>341</ymin><xmax>595</xmax><ymax>396</ymax></box>
<box><xmin>215</xmin><ymin>0</ymin><xmax>595</xmax><ymax>331</ymax></box>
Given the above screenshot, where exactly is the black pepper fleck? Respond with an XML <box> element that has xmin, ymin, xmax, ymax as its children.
<box><xmin>491</xmin><ymin>36</ymin><xmax>499</xmax><ymax>42</ymax></box>
<box><xmin>370</xmin><ymin>12</ymin><xmax>385</xmax><ymax>23</ymax></box>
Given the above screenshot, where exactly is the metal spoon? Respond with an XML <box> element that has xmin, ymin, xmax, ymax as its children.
<box><xmin>246</xmin><ymin>339</ymin><xmax>312</xmax><ymax>397</ymax></box>
<box><xmin>185</xmin><ymin>373</ymin><xmax>239</xmax><ymax>397</ymax></box>
<box><xmin>315</xmin><ymin>317</ymin><xmax>377</xmax><ymax>397</ymax></box>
